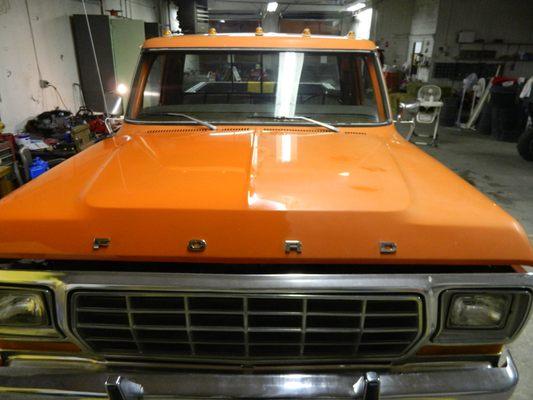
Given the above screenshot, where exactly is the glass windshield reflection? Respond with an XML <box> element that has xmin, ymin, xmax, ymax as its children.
<box><xmin>130</xmin><ymin>51</ymin><xmax>387</xmax><ymax>126</ymax></box>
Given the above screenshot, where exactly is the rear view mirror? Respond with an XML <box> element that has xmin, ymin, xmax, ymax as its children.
<box><xmin>398</xmin><ymin>101</ymin><xmax>420</xmax><ymax>120</ymax></box>
<box><xmin>105</xmin><ymin>116</ymin><xmax>124</xmax><ymax>135</ymax></box>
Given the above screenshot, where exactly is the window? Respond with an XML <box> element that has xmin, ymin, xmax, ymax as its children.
<box><xmin>129</xmin><ymin>50</ymin><xmax>388</xmax><ymax>126</ymax></box>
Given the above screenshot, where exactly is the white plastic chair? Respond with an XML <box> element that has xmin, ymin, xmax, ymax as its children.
<box><xmin>410</xmin><ymin>85</ymin><xmax>444</xmax><ymax>146</ymax></box>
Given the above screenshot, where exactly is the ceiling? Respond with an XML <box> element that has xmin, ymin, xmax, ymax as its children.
<box><xmin>207</xmin><ymin>0</ymin><xmax>369</xmax><ymax>21</ymax></box>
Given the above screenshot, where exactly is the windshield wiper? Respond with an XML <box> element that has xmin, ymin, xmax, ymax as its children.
<box><xmin>291</xmin><ymin>116</ymin><xmax>339</xmax><ymax>133</ymax></box>
<box><xmin>248</xmin><ymin>115</ymin><xmax>339</xmax><ymax>133</ymax></box>
<box><xmin>138</xmin><ymin>112</ymin><xmax>217</xmax><ymax>130</ymax></box>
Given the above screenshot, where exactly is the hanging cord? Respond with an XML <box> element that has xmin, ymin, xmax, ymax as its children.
<box><xmin>81</xmin><ymin>0</ymin><xmax>109</xmax><ymax>114</ymax></box>
<box><xmin>24</xmin><ymin>0</ymin><xmax>45</xmax><ymax>105</ymax></box>
<box><xmin>49</xmin><ymin>84</ymin><xmax>68</xmax><ymax>110</ymax></box>
<box><xmin>24</xmin><ymin>0</ymin><xmax>42</xmax><ymax>81</ymax></box>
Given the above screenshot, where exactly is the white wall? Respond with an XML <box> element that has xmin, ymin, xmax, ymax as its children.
<box><xmin>434</xmin><ymin>0</ymin><xmax>533</xmax><ymax>79</ymax></box>
<box><xmin>409</xmin><ymin>0</ymin><xmax>438</xmax><ymax>36</ymax></box>
<box><xmin>373</xmin><ymin>0</ymin><xmax>533</xmax><ymax>83</ymax></box>
<box><xmin>354</xmin><ymin>8</ymin><xmax>373</xmax><ymax>40</ymax></box>
<box><xmin>158</xmin><ymin>0</ymin><xmax>179</xmax><ymax>32</ymax></box>
<box><xmin>372</xmin><ymin>0</ymin><xmax>439</xmax><ymax>70</ymax></box>
<box><xmin>435</xmin><ymin>0</ymin><xmax>533</xmax><ymax>55</ymax></box>
<box><xmin>407</xmin><ymin>0</ymin><xmax>439</xmax><ymax>81</ymax></box>
<box><xmin>105</xmin><ymin>0</ymin><xmax>159</xmax><ymax>22</ymax></box>
<box><xmin>0</xmin><ymin>0</ymin><xmax>158</xmax><ymax>133</ymax></box>
<box><xmin>372</xmin><ymin>0</ymin><xmax>415</xmax><ymax>66</ymax></box>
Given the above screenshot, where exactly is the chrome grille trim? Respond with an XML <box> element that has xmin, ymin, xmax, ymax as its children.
<box><xmin>0</xmin><ymin>268</ymin><xmax>530</xmax><ymax>366</ymax></box>
<box><xmin>71</xmin><ymin>292</ymin><xmax>424</xmax><ymax>364</ymax></box>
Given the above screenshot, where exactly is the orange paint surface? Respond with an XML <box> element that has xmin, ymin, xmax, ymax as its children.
<box><xmin>0</xmin><ymin>35</ymin><xmax>531</xmax><ymax>266</ymax></box>
<box><xmin>144</xmin><ymin>33</ymin><xmax>377</xmax><ymax>51</ymax></box>
<box><xmin>0</xmin><ymin>124</ymin><xmax>531</xmax><ymax>264</ymax></box>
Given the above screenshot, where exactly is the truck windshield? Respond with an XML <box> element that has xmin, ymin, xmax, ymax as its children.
<box><xmin>127</xmin><ymin>51</ymin><xmax>389</xmax><ymax>126</ymax></box>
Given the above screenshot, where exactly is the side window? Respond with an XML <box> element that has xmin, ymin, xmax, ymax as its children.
<box><xmin>183</xmin><ymin>53</ymin><xmax>278</xmax><ymax>104</ymax></box>
<box><xmin>232</xmin><ymin>53</ymin><xmax>262</xmax><ymax>82</ymax></box>
<box><xmin>183</xmin><ymin>54</ymin><xmax>202</xmax><ymax>91</ymax></box>
<box><xmin>182</xmin><ymin>53</ymin><xmax>235</xmax><ymax>103</ymax></box>
<box><xmin>300</xmin><ymin>54</ymin><xmax>340</xmax><ymax>89</ymax></box>
<box><xmin>193</xmin><ymin>53</ymin><xmax>232</xmax><ymax>86</ymax></box>
<box><xmin>297</xmin><ymin>54</ymin><xmax>341</xmax><ymax>106</ymax></box>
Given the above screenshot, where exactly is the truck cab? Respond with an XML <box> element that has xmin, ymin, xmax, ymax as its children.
<box><xmin>0</xmin><ymin>31</ymin><xmax>531</xmax><ymax>399</ymax></box>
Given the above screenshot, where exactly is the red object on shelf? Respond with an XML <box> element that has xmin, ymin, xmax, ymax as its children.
<box><xmin>492</xmin><ymin>76</ymin><xmax>517</xmax><ymax>86</ymax></box>
<box><xmin>88</xmin><ymin>118</ymin><xmax>108</xmax><ymax>134</ymax></box>
<box><xmin>106</xmin><ymin>9</ymin><xmax>122</xmax><ymax>17</ymax></box>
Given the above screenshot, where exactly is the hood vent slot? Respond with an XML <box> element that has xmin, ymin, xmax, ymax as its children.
<box><xmin>260</xmin><ymin>127</ymin><xmax>335</xmax><ymax>135</ymax></box>
<box><xmin>258</xmin><ymin>127</ymin><xmax>367</xmax><ymax>136</ymax></box>
<box><xmin>344</xmin><ymin>131</ymin><xmax>367</xmax><ymax>136</ymax></box>
<box><xmin>144</xmin><ymin>127</ymin><xmax>251</xmax><ymax>136</ymax></box>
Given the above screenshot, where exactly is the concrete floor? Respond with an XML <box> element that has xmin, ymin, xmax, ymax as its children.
<box><xmin>412</xmin><ymin>125</ymin><xmax>533</xmax><ymax>400</ymax></box>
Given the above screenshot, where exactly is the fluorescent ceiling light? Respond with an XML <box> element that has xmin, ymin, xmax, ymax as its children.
<box><xmin>346</xmin><ymin>2</ymin><xmax>366</xmax><ymax>12</ymax></box>
<box><xmin>267</xmin><ymin>2</ymin><xmax>278</xmax><ymax>12</ymax></box>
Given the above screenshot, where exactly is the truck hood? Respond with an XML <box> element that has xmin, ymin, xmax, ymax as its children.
<box><xmin>0</xmin><ymin>124</ymin><xmax>532</xmax><ymax>264</ymax></box>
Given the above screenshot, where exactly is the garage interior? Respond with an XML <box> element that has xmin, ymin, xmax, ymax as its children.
<box><xmin>0</xmin><ymin>0</ymin><xmax>532</xmax><ymax>399</ymax></box>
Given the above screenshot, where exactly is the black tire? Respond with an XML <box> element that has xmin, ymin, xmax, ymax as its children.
<box><xmin>440</xmin><ymin>96</ymin><xmax>460</xmax><ymax>127</ymax></box>
<box><xmin>517</xmin><ymin>129</ymin><xmax>533</xmax><ymax>161</ymax></box>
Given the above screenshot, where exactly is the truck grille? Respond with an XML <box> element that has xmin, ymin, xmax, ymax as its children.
<box><xmin>71</xmin><ymin>292</ymin><xmax>423</xmax><ymax>363</ymax></box>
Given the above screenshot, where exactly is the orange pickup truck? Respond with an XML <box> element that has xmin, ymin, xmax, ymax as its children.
<box><xmin>0</xmin><ymin>31</ymin><xmax>532</xmax><ymax>400</ymax></box>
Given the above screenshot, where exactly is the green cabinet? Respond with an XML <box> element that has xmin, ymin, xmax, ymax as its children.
<box><xmin>110</xmin><ymin>18</ymin><xmax>145</xmax><ymax>107</ymax></box>
<box><xmin>72</xmin><ymin>15</ymin><xmax>148</xmax><ymax>113</ymax></box>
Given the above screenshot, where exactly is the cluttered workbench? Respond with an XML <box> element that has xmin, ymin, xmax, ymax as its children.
<box><xmin>0</xmin><ymin>107</ymin><xmax>120</xmax><ymax>198</ymax></box>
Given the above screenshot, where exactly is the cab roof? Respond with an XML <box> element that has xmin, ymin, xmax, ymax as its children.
<box><xmin>143</xmin><ymin>32</ymin><xmax>377</xmax><ymax>51</ymax></box>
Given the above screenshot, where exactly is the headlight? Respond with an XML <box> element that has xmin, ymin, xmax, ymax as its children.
<box><xmin>0</xmin><ymin>293</ymin><xmax>47</xmax><ymax>326</ymax></box>
<box><xmin>448</xmin><ymin>293</ymin><xmax>511</xmax><ymax>329</ymax></box>
<box><xmin>434</xmin><ymin>290</ymin><xmax>532</xmax><ymax>344</ymax></box>
<box><xmin>0</xmin><ymin>289</ymin><xmax>60</xmax><ymax>338</ymax></box>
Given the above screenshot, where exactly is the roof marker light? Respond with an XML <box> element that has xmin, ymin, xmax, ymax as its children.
<box><xmin>347</xmin><ymin>31</ymin><xmax>356</xmax><ymax>39</ymax></box>
<box><xmin>302</xmin><ymin>28</ymin><xmax>311</xmax><ymax>37</ymax></box>
<box><xmin>208</xmin><ymin>27</ymin><xmax>217</xmax><ymax>35</ymax></box>
<box><xmin>255</xmin><ymin>26</ymin><xmax>264</xmax><ymax>36</ymax></box>
<box><xmin>267</xmin><ymin>2</ymin><xmax>278</xmax><ymax>12</ymax></box>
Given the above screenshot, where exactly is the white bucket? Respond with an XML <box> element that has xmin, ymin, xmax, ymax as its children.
<box><xmin>15</xmin><ymin>134</ymin><xmax>31</xmax><ymax>148</ymax></box>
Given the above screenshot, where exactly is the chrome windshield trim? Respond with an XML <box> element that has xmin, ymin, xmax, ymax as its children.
<box><xmin>374</xmin><ymin>49</ymin><xmax>394</xmax><ymax>122</ymax></box>
<box><xmin>122</xmin><ymin>118</ymin><xmax>393</xmax><ymax>128</ymax></box>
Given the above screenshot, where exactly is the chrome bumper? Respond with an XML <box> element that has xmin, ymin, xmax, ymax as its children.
<box><xmin>0</xmin><ymin>351</ymin><xmax>518</xmax><ymax>399</ymax></box>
